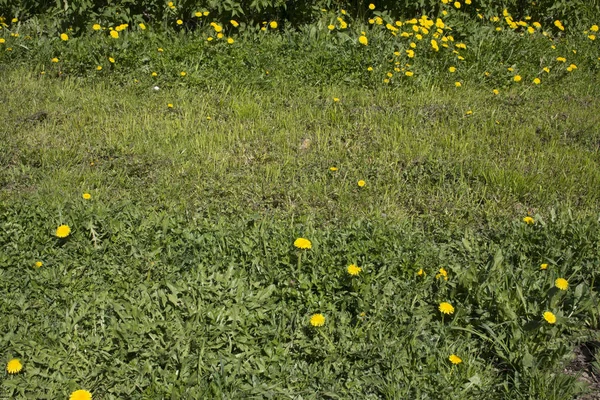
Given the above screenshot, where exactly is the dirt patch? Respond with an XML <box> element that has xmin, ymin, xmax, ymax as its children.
<box><xmin>565</xmin><ymin>341</ymin><xmax>600</xmax><ymax>399</ymax></box>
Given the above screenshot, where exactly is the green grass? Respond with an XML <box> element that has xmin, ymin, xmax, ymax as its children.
<box><xmin>1</xmin><ymin>66</ymin><xmax>599</xmax><ymax>224</ymax></box>
<box><xmin>2</xmin><ymin>11</ymin><xmax>600</xmax><ymax>395</ymax></box>
<box><xmin>1</xmin><ymin>65</ymin><xmax>600</xmax><ymax>398</ymax></box>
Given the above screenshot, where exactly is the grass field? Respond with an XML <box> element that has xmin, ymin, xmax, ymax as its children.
<box><xmin>1</xmin><ymin>66</ymin><xmax>600</xmax><ymax>398</ymax></box>
<box><xmin>2</xmin><ymin>4</ymin><xmax>600</xmax><ymax>398</ymax></box>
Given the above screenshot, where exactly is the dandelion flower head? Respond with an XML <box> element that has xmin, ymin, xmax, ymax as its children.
<box><xmin>294</xmin><ymin>238</ymin><xmax>312</xmax><ymax>249</ymax></box>
<box><xmin>555</xmin><ymin>278</ymin><xmax>568</xmax><ymax>290</ymax></box>
<box><xmin>347</xmin><ymin>264</ymin><xmax>362</xmax><ymax>276</ymax></box>
<box><xmin>56</xmin><ymin>224</ymin><xmax>71</xmax><ymax>238</ymax></box>
<box><xmin>70</xmin><ymin>390</ymin><xmax>92</xmax><ymax>400</ymax></box>
<box><xmin>439</xmin><ymin>302</ymin><xmax>454</xmax><ymax>315</ymax></box>
<box><xmin>543</xmin><ymin>311</ymin><xmax>556</xmax><ymax>324</ymax></box>
<box><xmin>6</xmin><ymin>359</ymin><xmax>22</xmax><ymax>374</ymax></box>
<box><xmin>523</xmin><ymin>216</ymin><xmax>534</xmax><ymax>224</ymax></box>
<box><xmin>310</xmin><ymin>313</ymin><xmax>325</xmax><ymax>327</ymax></box>
<box><xmin>436</xmin><ymin>268</ymin><xmax>448</xmax><ymax>280</ymax></box>
<box><xmin>449</xmin><ymin>354</ymin><xmax>462</xmax><ymax>364</ymax></box>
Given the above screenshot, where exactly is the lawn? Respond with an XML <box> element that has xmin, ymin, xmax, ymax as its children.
<box><xmin>1</xmin><ymin>3</ymin><xmax>600</xmax><ymax>399</ymax></box>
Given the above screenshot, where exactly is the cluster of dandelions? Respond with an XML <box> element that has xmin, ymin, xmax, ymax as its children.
<box><xmin>294</xmin><ymin>236</ymin><xmax>464</xmax><ymax>365</ymax></box>
<box><xmin>5</xmin><ymin>359</ymin><xmax>91</xmax><ymax>399</ymax></box>
<box><xmin>294</xmin><ymin>237</ymin><xmax>364</xmax><ymax>331</ymax></box>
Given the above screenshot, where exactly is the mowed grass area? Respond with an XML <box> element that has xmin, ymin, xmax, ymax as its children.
<box><xmin>2</xmin><ymin>68</ymin><xmax>600</xmax><ymax>223</ymax></box>
<box><xmin>1</xmin><ymin>67</ymin><xmax>600</xmax><ymax>399</ymax></box>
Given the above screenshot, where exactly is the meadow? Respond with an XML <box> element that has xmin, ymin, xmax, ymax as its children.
<box><xmin>1</xmin><ymin>1</ymin><xmax>600</xmax><ymax>398</ymax></box>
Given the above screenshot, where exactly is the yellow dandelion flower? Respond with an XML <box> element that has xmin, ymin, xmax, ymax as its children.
<box><xmin>493</xmin><ymin>89</ymin><xmax>499</xmax><ymax>95</ymax></box>
<box><xmin>152</xmin><ymin>72</ymin><xmax>157</xmax><ymax>77</ymax></box>
<box><xmin>328</xmin><ymin>24</ymin><xmax>335</xmax><ymax>30</ymax></box>
<box><xmin>217</xmin><ymin>33</ymin><xmax>224</xmax><ymax>39</ymax></box>
<box><xmin>203</xmin><ymin>11</ymin><xmax>209</xmax><ymax>16</ymax></box>
<box><xmin>329</xmin><ymin>167</ymin><xmax>338</xmax><ymax>171</ymax></box>
<box><xmin>51</xmin><ymin>57</ymin><xmax>59</xmax><ymax>63</ymax></box>
<box><xmin>56</xmin><ymin>224</ymin><xmax>71</xmax><ymax>238</ymax></box>
<box><xmin>92</xmin><ymin>24</ymin><xmax>101</xmax><ymax>31</ymax></box>
<box><xmin>69</xmin><ymin>390</ymin><xmax>92</xmax><ymax>400</ymax></box>
<box><xmin>230</xmin><ymin>20</ymin><xmax>239</xmax><ymax>27</ymax></box>
<box><xmin>555</xmin><ymin>278</ymin><xmax>568</xmax><ymax>290</ymax></box>
<box><xmin>368</xmin><ymin>3</ymin><xmax>375</xmax><ymax>10</ymax></box>
<box><xmin>96</xmin><ymin>65</ymin><xmax>102</xmax><ymax>71</ymax></box>
<box><xmin>417</xmin><ymin>268</ymin><xmax>426</xmax><ymax>276</ymax></box>
<box><xmin>6</xmin><ymin>359</ymin><xmax>22</xmax><ymax>374</ymax></box>
<box><xmin>358</xmin><ymin>35</ymin><xmax>368</xmax><ymax>45</ymax></box>
<box><xmin>12</xmin><ymin>18</ymin><xmax>18</xmax><ymax>23</ymax></box>
<box><xmin>436</xmin><ymin>268</ymin><xmax>448</xmax><ymax>280</ymax></box>
<box><xmin>523</xmin><ymin>216</ymin><xmax>534</xmax><ymax>224</ymax></box>
<box><xmin>543</xmin><ymin>311</ymin><xmax>556</xmax><ymax>324</ymax></box>
<box><xmin>180</xmin><ymin>71</ymin><xmax>186</xmax><ymax>76</ymax></box>
<box><xmin>513</xmin><ymin>75</ymin><xmax>522</xmax><ymax>82</ymax></box>
<box><xmin>556</xmin><ymin>56</ymin><xmax>566</xmax><ymax>62</ymax></box>
<box><xmin>110</xmin><ymin>30</ymin><xmax>119</xmax><ymax>39</ymax></box>
<box><xmin>333</xmin><ymin>97</ymin><xmax>340</xmax><ymax>102</ymax></box>
<box><xmin>270</xmin><ymin>21</ymin><xmax>278</xmax><ymax>29</ymax></box>
<box><xmin>448</xmin><ymin>66</ymin><xmax>456</xmax><ymax>73</ymax></box>
<box><xmin>449</xmin><ymin>354</ymin><xmax>462</xmax><ymax>364</ymax></box>
<box><xmin>60</xmin><ymin>33</ymin><xmax>69</xmax><ymax>41</ymax></box>
<box><xmin>554</xmin><ymin>20</ymin><xmax>564</xmax><ymax>31</ymax></box>
<box><xmin>455</xmin><ymin>81</ymin><xmax>462</xmax><ymax>87</ymax></box>
<box><xmin>533</xmin><ymin>78</ymin><xmax>541</xmax><ymax>84</ymax></box>
<box><xmin>540</xmin><ymin>263</ymin><xmax>548</xmax><ymax>270</ymax></box>
<box><xmin>589</xmin><ymin>35</ymin><xmax>597</xmax><ymax>40</ymax></box>
<box><xmin>347</xmin><ymin>264</ymin><xmax>362</xmax><ymax>276</ymax></box>
<box><xmin>139</xmin><ymin>23</ymin><xmax>146</xmax><ymax>30</ymax></box>
<box><xmin>82</xmin><ymin>193</ymin><xmax>91</xmax><ymax>200</ymax></box>
<box><xmin>167</xmin><ymin>103</ymin><xmax>173</xmax><ymax>108</ymax></box>
<box><xmin>177</xmin><ymin>19</ymin><xmax>183</xmax><ymax>25</ymax></box>
<box><xmin>367</xmin><ymin>66</ymin><xmax>373</xmax><ymax>71</ymax></box>
<box><xmin>358</xmin><ymin>180</ymin><xmax>366</xmax><ymax>187</ymax></box>
<box><xmin>591</xmin><ymin>25</ymin><xmax>599</xmax><ymax>32</ymax></box>
<box><xmin>108</xmin><ymin>57</ymin><xmax>115</xmax><ymax>63</ymax></box>
<box><xmin>0</xmin><ymin>39</ymin><xmax>5</xmax><ymax>44</ymax></box>
<box><xmin>405</xmin><ymin>71</ymin><xmax>413</xmax><ymax>77</ymax></box>
<box><xmin>227</xmin><ymin>37</ymin><xmax>234</xmax><ymax>44</ymax></box>
<box><xmin>454</xmin><ymin>1</ymin><xmax>461</xmax><ymax>8</ymax></box>
<box><xmin>294</xmin><ymin>238</ymin><xmax>312</xmax><ymax>249</ymax></box>
<box><xmin>543</xmin><ymin>67</ymin><xmax>550</xmax><ymax>73</ymax></box>
<box><xmin>310</xmin><ymin>313</ymin><xmax>325</xmax><ymax>327</ymax></box>
<box><xmin>439</xmin><ymin>302</ymin><xmax>454</xmax><ymax>315</ymax></box>
<box><xmin>34</xmin><ymin>261</ymin><xmax>43</xmax><ymax>268</ymax></box>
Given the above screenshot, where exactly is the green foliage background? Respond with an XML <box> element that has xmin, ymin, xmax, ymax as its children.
<box><xmin>2</xmin><ymin>0</ymin><xmax>599</xmax><ymax>33</ymax></box>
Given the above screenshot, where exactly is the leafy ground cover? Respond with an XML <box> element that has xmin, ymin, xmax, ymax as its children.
<box><xmin>1</xmin><ymin>1</ymin><xmax>600</xmax><ymax>399</ymax></box>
